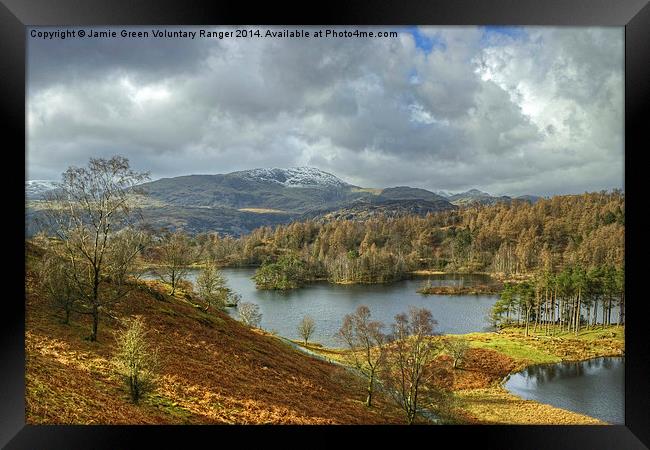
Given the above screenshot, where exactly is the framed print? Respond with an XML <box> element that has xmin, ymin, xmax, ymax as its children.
<box><xmin>2</xmin><ymin>0</ymin><xmax>649</xmax><ymax>448</ymax></box>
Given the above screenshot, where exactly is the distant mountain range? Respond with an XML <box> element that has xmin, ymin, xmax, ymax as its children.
<box><xmin>442</xmin><ymin>188</ymin><xmax>541</xmax><ymax>206</ymax></box>
<box><xmin>26</xmin><ymin>167</ymin><xmax>541</xmax><ymax>235</ymax></box>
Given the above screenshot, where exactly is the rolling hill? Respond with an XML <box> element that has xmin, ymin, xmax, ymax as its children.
<box><xmin>442</xmin><ymin>189</ymin><xmax>541</xmax><ymax>206</ymax></box>
<box><xmin>25</xmin><ymin>242</ymin><xmax>404</xmax><ymax>424</ymax></box>
<box><xmin>25</xmin><ymin>167</ymin><xmax>540</xmax><ymax>236</ymax></box>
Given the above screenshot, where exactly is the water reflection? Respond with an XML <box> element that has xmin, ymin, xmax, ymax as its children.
<box><xmin>145</xmin><ymin>268</ymin><xmax>499</xmax><ymax>347</ymax></box>
<box><xmin>505</xmin><ymin>357</ymin><xmax>624</xmax><ymax>424</ymax></box>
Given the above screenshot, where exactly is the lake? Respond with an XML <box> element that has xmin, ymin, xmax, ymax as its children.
<box><xmin>504</xmin><ymin>356</ymin><xmax>624</xmax><ymax>424</ymax></box>
<box><xmin>181</xmin><ymin>268</ymin><xmax>499</xmax><ymax>347</ymax></box>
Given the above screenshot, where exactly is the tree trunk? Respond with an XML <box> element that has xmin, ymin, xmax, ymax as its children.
<box><xmin>90</xmin><ymin>269</ymin><xmax>100</xmax><ymax>341</ymax></box>
<box><xmin>366</xmin><ymin>373</ymin><xmax>374</xmax><ymax>407</ymax></box>
<box><xmin>575</xmin><ymin>289</ymin><xmax>581</xmax><ymax>336</ymax></box>
<box><xmin>534</xmin><ymin>294</ymin><xmax>541</xmax><ymax>333</ymax></box>
<box><xmin>525</xmin><ymin>307</ymin><xmax>530</xmax><ymax>337</ymax></box>
<box><xmin>170</xmin><ymin>272</ymin><xmax>177</xmax><ymax>295</ymax></box>
<box><xmin>545</xmin><ymin>287</ymin><xmax>549</xmax><ymax>335</ymax></box>
<box><xmin>619</xmin><ymin>292</ymin><xmax>625</xmax><ymax>325</ymax></box>
<box><xmin>91</xmin><ymin>304</ymin><xmax>99</xmax><ymax>342</ymax></box>
<box><xmin>607</xmin><ymin>296</ymin><xmax>612</xmax><ymax>326</ymax></box>
<box><xmin>551</xmin><ymin>288</ymin><xmax>556</xmax><ymax>336</ymax></box>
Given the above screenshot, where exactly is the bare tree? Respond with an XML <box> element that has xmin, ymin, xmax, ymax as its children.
<box><xmin>297</xmin><ymin>315</ymin><xmax>316</xmax><ymax>345</ymax></box>
<box><xmin>155</xmin><ymin>230</ymin><xmax>194</xmax><ymax>295</ymax></box>
<box><xmin>40</xmin><ymin>156</ymin><xmax>149</xmax><ymax>341</ymax></box>
<box><xmin>444</xmin><ymin>337</ymin><xmax>470</xmax><ymax>369</ymax></box>
<box><xmin>238</xmin><ymin>302</ymin><xmax>262</xmax><ymax>328</ymax></box>
<box><xmin>113</xmin><ymin>316</ymin><xmax>159</xmax><ymax>404</ymax></box>
<box><xmin>339</xmin><ymin>305</ymin><xmax>386</xmax><ymax>407</ymax></box>
<box><xmin>36</xmin><ymin>251</ymin><xmax>77</xmax><ymax>324</ymax></box>
<box><xmin>196</xmin><ymin>261</ymin><xmax>228</xmax><ymax>311</ymax></box>
<box><xmin>381</xmin><ymin>307</ymin><xmax>441</xmax><ymax>424</ymax></box>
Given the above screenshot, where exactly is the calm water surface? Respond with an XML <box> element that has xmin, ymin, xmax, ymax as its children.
<box><xmin>174</xmin><ymin>268</ymin><xmax>498</xmax><ymax>347</ymax></box>
<box><xmin>145</xmin><ymin>268</ymin><xmax>623</xmax><ymax>421</ymax></box>
<box><xmin>504</xmin><ymin>356</ymin><xmax>624</xmax><ymax>424</ymax></box>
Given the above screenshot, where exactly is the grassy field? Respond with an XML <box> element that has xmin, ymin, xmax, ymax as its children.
<box><xmin>301</xmin><ymin>325</ymin><xmax>624</xmax><ymax>425</ymax></box>
<box><xmin>465</xmin><ymin>326</ymin><xmax>624</xmax><ymax>368</ymax></box>
<box><xmin>444</xmin><ymin>326</ymin><xmax>624</xmax><ymax>424</ymax></box>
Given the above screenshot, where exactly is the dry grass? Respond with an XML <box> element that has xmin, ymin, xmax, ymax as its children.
<box><xmin>497</xmin><ymin>326</ymin><xmax>625</xmax><ymax>361</ymax></box>
<box><xmin>454</xmin><ymin>388</ymin><xmax>604</xmax><ymax>425</ymax></box>
<box><xmin>409</xmin><ymin>270</ymin><xmax>447</xmax><ymax>275</ymax></box>
<box><xmin>437</xmin><ymin>327</ymin><xmax>624</xmax><ymax>424</ymax></box>
<box><xmin>25</xmin><ymin>242</ymin><xmax>623</xmax><ymax>426</ymax></box>
<box><xmin>417</xmin><ymin>284</ymin><xmax>501</xmax><ymax>295</ymax></box>
<box><xmin>300</xmin><ymin>329</ymin><xmax>621</xmax><ymax>425</ymax></box>
<box><xmin>25</xmin><ymin>262</ymin><xmax>405</xmax><ymax>425</ymax></box>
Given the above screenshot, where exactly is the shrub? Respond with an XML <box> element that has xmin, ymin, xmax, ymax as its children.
<box><xmin>113</xmin><ymin>316</ymin><xmax>159</xmax><ymax>404</ymax></box>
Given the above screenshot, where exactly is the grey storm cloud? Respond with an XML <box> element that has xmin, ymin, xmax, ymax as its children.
<box><xmin>27</xmin><ymin>26</ymin><xmax>624</xmax><ymax>197</ymax></box>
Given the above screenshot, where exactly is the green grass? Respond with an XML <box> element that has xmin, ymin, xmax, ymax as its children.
<box><xmin>501</xmin><ymin>325</ymin><xmax>624</xmax><ymax>342</ymax></box>
<box><xmin>460</xmin><ymin>325</ymin><xmax>624</xmax><ymax>368</ymax></box>
<box><xmin>145</xmin><ymin>393</ymin><xmax>194</xmax><ymax>422</ymax></box>
<box><xmin>463</xmin><ymin>332</ymin><xmax>560</xmax><ymax>366</ymax></box>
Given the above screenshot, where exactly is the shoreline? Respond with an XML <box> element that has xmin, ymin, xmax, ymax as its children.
<box><xmin>488</xmin><ymin>355</ymin><xmax>625</xmax><ymax>426</ymax></box>
<box><xmin>139</xmin><ymin>264</ymin><xmax>532</xmax><ymax>284</ymax></box>
<box><xmin>453</xmin><ymin>326</ymin><xmax>624</xmax><ymax>424</ymax></box>
<box><xmin>292</xmin><ymin>325</ymin><xmax>624</xmax><ymax>425</ymax></box>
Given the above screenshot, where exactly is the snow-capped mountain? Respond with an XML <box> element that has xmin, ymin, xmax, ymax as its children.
<box><xmin>28</xmin><ymin>165</ymin><xmax>542</xmax><ymax>236</ymax></box>
<box><xmin>26</xmin><ymin>180</ymin><xmax>60</xmax><ymax>199</ymax></box>
<box><xmin>237</xmin><ymin>167</ymin><xmax>348</xmax><ymax>188</ymax></box>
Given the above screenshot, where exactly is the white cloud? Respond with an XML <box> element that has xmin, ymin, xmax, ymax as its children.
<box><xmin>27</xmin><ymin>26</ymin><xmax>623</xmax><ymax>196</ymax></box>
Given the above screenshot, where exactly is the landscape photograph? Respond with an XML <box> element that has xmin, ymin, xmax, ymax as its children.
<box><xmin>25</xmin><ymin>25</ymin><xmax>625</xmax><ymax>425</ymax></box>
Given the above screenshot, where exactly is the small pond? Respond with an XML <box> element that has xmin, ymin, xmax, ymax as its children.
<box><xmin>504</xmin><ymin>356</ymin><xmax>624</xmax><ymax>424</ymax></box>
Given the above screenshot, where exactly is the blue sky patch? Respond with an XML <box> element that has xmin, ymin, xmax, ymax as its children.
<box><xmin>480</xmin><ymin>26</ymin><xmax>528</xmax><ymax>45</ymax></box>
<box><xmin>408</xmin><ymin>26</ymin><xmax>447</xmax><ymax>53</ymax></box>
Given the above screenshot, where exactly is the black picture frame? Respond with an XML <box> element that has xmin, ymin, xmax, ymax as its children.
<box><xmin>2</xmin><ymin>0</ymin><xmax>648</xmax><ymax>448</ymax></box>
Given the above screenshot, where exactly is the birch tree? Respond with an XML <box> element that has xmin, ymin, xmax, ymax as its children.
<box><xmin>339</xmin><ymin>305</ymin><xmax>386</xmax><ymax>407</ymax></box>
<box><xmin>41</xmin><ymin>156</ymin><xmax>149</xmax><ymax>341</ymax></box>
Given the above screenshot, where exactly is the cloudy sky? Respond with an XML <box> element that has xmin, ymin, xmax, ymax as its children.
<box><xmin>27</xmin><ymin>26</ymin><xmax>624</xmax><ymax>197</ymax></box>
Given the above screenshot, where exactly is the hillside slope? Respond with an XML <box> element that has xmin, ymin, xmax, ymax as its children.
<box><xmin>25</xmin><ymin>249</ymin><xmax>403</xmax><ymax>424</ymax></box>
